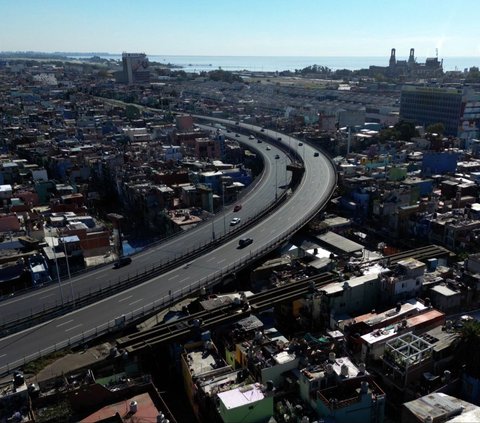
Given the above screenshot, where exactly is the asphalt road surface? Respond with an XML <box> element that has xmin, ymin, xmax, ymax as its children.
<box><xmin>0</xmin><ymin>121</ymin><xmax>336</xmax><ymax>373</ymax></box>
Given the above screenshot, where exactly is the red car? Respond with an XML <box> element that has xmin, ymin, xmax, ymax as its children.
<box><xmin>233</xmin><ymin>204</ymin><xmax>242</xmax><ymax>212</ymax></box>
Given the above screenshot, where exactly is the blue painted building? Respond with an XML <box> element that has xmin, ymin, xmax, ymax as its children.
<box><xmin>422</xmin><ymin>151</ymin><xmax>459</xmax><ymax>175</ymax></box>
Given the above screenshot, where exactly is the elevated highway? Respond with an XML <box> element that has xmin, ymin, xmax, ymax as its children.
<box><xmin>0</xmin><ymin>130</ymin><xmax>291</xmax><ymax>329</ymax></box>
<box><xmin>0</xmin><ymin>120</ymin><xmax>337</xmax><ymax>375</ymax></box>
<box><xmin>116</xmin><ymin>245</ymin><xmax>452</xmax><ymax>354</ymax></box>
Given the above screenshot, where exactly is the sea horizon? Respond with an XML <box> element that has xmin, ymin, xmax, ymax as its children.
<box><xmin>69</xmin><ymin>53</ymin><xmax>480</xmax><ymax>73</ymax></box>
<box><xmin>3</xmin><ymin>51</ymin><xmax>479</xmax><ymax>73</ymax></box>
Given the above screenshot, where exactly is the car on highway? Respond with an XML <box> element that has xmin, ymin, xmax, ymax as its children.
<box><xmin>249</xmin><ymin>135</ymin><xmax>255</xmax><ymax>140</ymax></box>
<box><xmin>230</xmin><ymin>217</ymin><xmax>241</xmax><ymax>226</ymax></box>
<box><xmin>277</xmin><ymin>137</ymin><xmax>282</xmax><ymax>141</ymax></box>
<box><xmin>266</xmin><ymin>146</ymin><xmax>271</xmax><ymax>150</ymax></box>
<box><xmin>314</xmin><ymin>152</ymin><xmax>319</xmax><ymax>157</ymax></box>
<box><xmin>235</xmin><ymin>133</ymin><xmax>240</xmax><ymax>137</ymax></box>
<box><xmin>299</xmin><ymin>142</ymin><xmax>303</xmax><ymax>146</ymax></box>
<box><xmin>233</xmin><ymin>204</ymin><xmax>242</xmax><ymax>212</ymax></box>
<box><xmin>257</xmin><ymin>139</ymin><xmax>262</xmax><ymax>143</ymax></box>
<box><xmin>260</xmin><ymin>128</ymin><xmax>265</xmax><ymax>132</ymax></box>
<box><xmin>113</xmin><ymin>257</ymin><xmax>132</xmax><ymax>269</ymax></box>
<box><xmin>238</xmin><ymin>238</ymin><xmax>253</xmax><ymax>248</ymax></box>
<box><xmin>275</xmin><ymin>154</ymin><xmax>280</xmax><ymax>159</ymax></box>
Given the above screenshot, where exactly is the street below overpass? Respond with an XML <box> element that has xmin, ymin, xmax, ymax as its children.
<box><xmin>0</xmin><ymin>120</ymin><xmax>337</xmax><ymax>374</ymax></box>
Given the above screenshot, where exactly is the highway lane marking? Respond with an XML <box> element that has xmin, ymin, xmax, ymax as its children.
<box><xmin>0</xmin><ymin>125</ymin><xmax>326</xmax><ymax>344</ymax></box>
<box><xmin>217</xmin><ymin>259</ymin><xmax>226</xmax><ymax>264</ymax></box>
<box><xmin>128</xmin><ymin>299</ymin><xmax>143</xmax><ymax>306</ymax></box>
<box><xmin>118</xmin><ymin>295</ymin><xmax>133</xmax><ymax>303</ymax></box>
<box><xmin>179</xmin><ymin>277</ymin><xmax>190</xmax><ymax>283</ymax></box>
<box><xmin>206</xmin><ymin>256</ymin><xmax>216</xmax><ymax>262</ymax></box>
<box><xmin>56</xmin><ymin>319</ymin><xmax>74</xmax><ymax>328</ymax></box>
<box><xmin>65</xmin><ymin>324</ymin><xmax>83</xmax><ymax>332</ymax></box>
<box><xmin>0</xmin><ymin>354</ymin><xmax>6</xmax><ymax>358</ymax></box>
<box><xmin>39</xmin><ymin>294</ymin><xmax>55</xmax><ymax>300</ymax></box>
<box><xmin>168</xmin><ymin>275</ymin><xmax>179</xmax><ymax>281</ymax></box>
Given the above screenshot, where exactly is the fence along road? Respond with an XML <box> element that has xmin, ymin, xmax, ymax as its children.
<box><xmin>0</xmin><ymin>129</ymin><xmax>290</xmax><ymax>328</ymax></box>
<box><xmin>0</xmin><ymin>120</ymin><xmax>337</xmax><ymax>375</ymax></box>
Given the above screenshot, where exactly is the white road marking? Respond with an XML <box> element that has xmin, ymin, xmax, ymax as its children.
<box><xmin>0</xmin><ymin>354</ymin><xmax>7</xmax><ymax>358</ymax></box>
<box><xmin>168</xmin><ymin>275</ymin><xmax>179</xmax><ymax>281</ymax></box>
<box><xmin>217</xmin><ymin>259</ymin><xmax>226</xmax><ymax>264</ymax></box>
<box><xmin>56</xmin><ymin>319</ymin><xmax>74</xmax><ymax>328</ymax></box>
<box><xmin>118</xmin><ymin>295</ymin><xmax>133</xmax><ymax>303</ymax></box>
<box><xmin>128</xmin><ymin>299</ymin><xmax>143</xmax><ymax>306</ymax></box>
<box><xmin>65</xmin><ymin>324</ymin><xmax>83</xmax><ymax>332</ymax></box>
<box><xmin>179</xmin><ymin>277</ymin><xmax>190</xmax><ymax>283</ymax></box>
<box><xmin>39</xmin><ymin>294</ymin><xmax>54</xmax><ymax>300</ymax></box>
<box><xmin>206</xmin><ymin>256</ymin><xmax>216</xmax><ymax>262</ymax></box>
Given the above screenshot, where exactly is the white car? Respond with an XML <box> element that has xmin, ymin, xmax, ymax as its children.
<box><xmin>230</xmin><ymin>217</ymin><xmax>241</xmax><ymax>226</ymax></box>
<box><xmin>266</xmin><ymin>146</ymin><xmax>271</xmax><ymax>150</ymax></box>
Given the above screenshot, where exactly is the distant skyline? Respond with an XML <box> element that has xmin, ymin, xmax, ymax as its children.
<box><xmin>1</xmin><ymin>0</ymin><xmax>480</xmax><ymax>57</ymax></box>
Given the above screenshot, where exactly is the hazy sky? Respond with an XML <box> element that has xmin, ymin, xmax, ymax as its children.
<box><xmin>2</xmin><ymin>0</ymin><xmax>480</xmax><ymax>57</ymax></box>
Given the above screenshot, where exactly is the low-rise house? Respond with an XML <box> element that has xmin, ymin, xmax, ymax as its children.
<box><xmin>314</xmin><ymin>377</ymin><xmax>385</xmax><ymax>423</ymax></box>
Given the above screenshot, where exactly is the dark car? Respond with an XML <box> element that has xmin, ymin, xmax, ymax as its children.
<box><xmin>113</xmin><ymin>257</ymin><xmax>132</xmax><ymax>269</ymax></box>
<box><xmin>314</xmin><ymin>152</ymin><xmax>319</xmax><ymax>157</ymax></box>
<box><xmin>238</xmin><ymin>238</ymin><xmax>253</xmax><ymax>248</ymax></box>
<box><xmin>233</xmin><ymin>204</ymin><xmax>242</xmax><ymax>212</ymax></box>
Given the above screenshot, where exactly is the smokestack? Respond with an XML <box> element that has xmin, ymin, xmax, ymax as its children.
<box><xmin>389</xmin><ymin>48</ymin><xmax>396</xmax><ymax>67</ymax></box>
<box><xmin>409</xmin><ymin>48</ymin><xmax>415</xmax><ymax>64</ymax></box>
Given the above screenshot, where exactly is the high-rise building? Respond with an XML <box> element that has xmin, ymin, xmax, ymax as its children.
<box><xmin>115</xmin><ymin>52</ymin><xmax>150</xmax><ymax>84</ymax></box>
<box><xmin>400</xmin><ymin>85</ymin><xmax>480</xmax><ymax>139</ymax></box>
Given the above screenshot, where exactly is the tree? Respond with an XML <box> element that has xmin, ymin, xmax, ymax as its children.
<box><xmin>378</xmin><ymin>127</ymin><xmax>398</xmax><ymax>142</ymax></box>
<box><xmin>457</xmin><ymin>320</ymin><xmax>480</xmax><ymax>378</ymax></box>
<box><xmin>395</xmin><ymin>120</ymin><xmax>418</xmax><ymax>141</ymax></box>
<box><xmin>426</xmin><ymin>122</ymin><xmax>445</xmax><ymax>135</ymax></box>
<box><xmin>125</xmin><ymin>105</ymin><xmax>140</xmax><ymax>120</ymax></box>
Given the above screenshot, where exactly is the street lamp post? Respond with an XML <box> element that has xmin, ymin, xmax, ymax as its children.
<box><xmin>211</xmin><ymin>200</ymin><xmax>215</xmax><ymax>240</ymax></box>
<box><xmin>222</xmin><ymin>183</ymin><xmax>227</xmax><ymax>235</ymax></box>
<box><xmin>275</xmin><ymin>156</ymin><xmax>279</xmax><ymax>201</ymax></box>
<box><xmin>50</xmin><ymin>228</ymin><xmax>64</xmax><ymax>306</ymax></box>
<box><xmin>61</xmin><ymin>233</ymin><xmax>75</xmax><ymax>307</ymax></box>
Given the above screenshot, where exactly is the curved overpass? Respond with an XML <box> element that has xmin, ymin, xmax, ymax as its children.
<box><xmin>0</xmin><ymin>131</ymin><xmax>291</xmax><ymax>326</ymax></box>
<box><xmin>0</xmin><ymin>121</ymin><xmax>337</xmax><ymax>375</ymax></box>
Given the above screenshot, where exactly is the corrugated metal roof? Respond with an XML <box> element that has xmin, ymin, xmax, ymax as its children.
<box><xmin>316</xmin><ymin>231</ymin><xmax>363</xmax><ymax>254</ymax></box>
